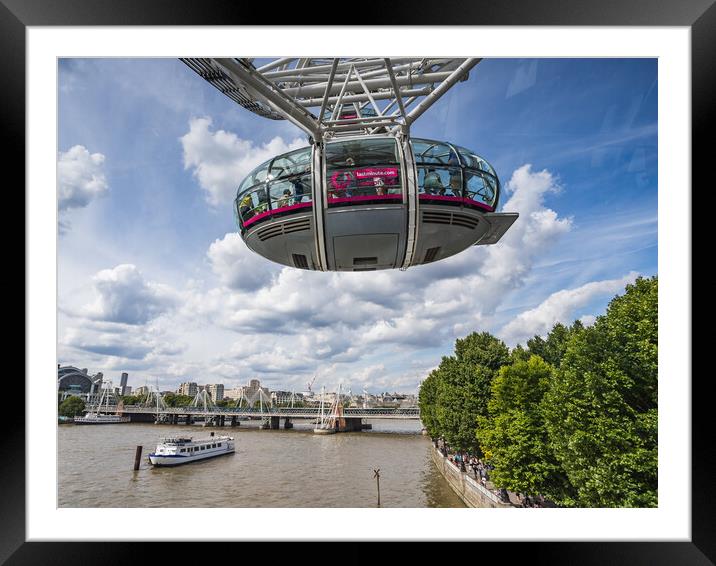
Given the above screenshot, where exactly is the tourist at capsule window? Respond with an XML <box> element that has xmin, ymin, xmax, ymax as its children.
<box><xmin>325</xmin><ymin>137</ymin><xmax>402</xmax><ymax>202</ymax></box>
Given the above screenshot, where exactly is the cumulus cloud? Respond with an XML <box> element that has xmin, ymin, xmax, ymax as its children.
<box><xmin>175</xmin><ymin>162</ymin><xmax>573</xmax><ymax>384</ymax></box>
<box><xmin>62</xmin><ymin>325</ymin><xmax>155</xmax><ymax>360</ymax></box>
<box><xmin>82</xmin><ymin>264</ymin><xmax>179</xmax><ymax>325</ymax></box>
<box><xmin>62</xmin><ymin>162</ymin><xmax>576</xmax><ymax>393</ymax></box>
<box><xmin>58</xmin><ymin>145</ymin><xmax>108</xmax><ymax>211</ymax></box>
<box><xmin>499</xmin><ymin>271</ymin><xmax>639</xmax><ymax>344</ymax></box>
<box><xmin>208</xmin><ymin>232</ymin><xmax>278</xmax><ymax>291</ymax></box>
<box><xmin>180</xmin><ymin>117</ymin><xmax>306</xmax><ymax>206</ymax></box>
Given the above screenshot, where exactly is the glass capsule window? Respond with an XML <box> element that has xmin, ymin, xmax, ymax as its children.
<box><xmin>455</xmin><ymin>145</ymin><xmax>497</xmax><ymax>176</ymax></box>
<box><xmin>236</xmin><ymin>148</ymin><xmax>313</xmax><ymax>229</ymax></box>
<box><xmin>269</xmin><ymin>174</ymin><xmax>312</xmax><ymax>211</ymax></box>
<box><xmin>267</xmin><ymin>147</ymin><xmax>313</xmax><ymax>212</ymax></box>
<box><xmin>269</xmin><ymin>147</ymin><xmax>311</xmax><ymax>179</ymax></box>
<box><xmin>237</xmin><ymin>157</ymin><xmax>272</xmax><ymax>196</ymax></box>
<box><xmin>236</xmin><ymin>185</ymin><xmax>270</xmax><ymax>225</ymax></box>
<box><xmin>413</xmin><ymin>138</ymin><xmax>499</xmax><ymax>210</ymax></box>
<box><xmin>325</xmin><ymin>138</ymin><xmax>402</xmax><ymax>203</ymax></box>
<box><xmin>464</xmin><ymin>170</ymin><xmax>498</xmax><ymax>209</ymax></box>
<box><xmin>413</xmin><ymin>139</ymin><xmax>463</xmax><ymax>199</ymax></box>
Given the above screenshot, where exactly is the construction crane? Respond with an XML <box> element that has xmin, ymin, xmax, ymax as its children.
<box><xmin>307</xmin><ymin>375</ymin><xmax>316</xmax><ymax>393</ymax></box>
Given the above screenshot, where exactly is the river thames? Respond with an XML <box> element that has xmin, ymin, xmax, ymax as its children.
<box><xmin>58</xmin><ymin>419</ymin><xmax>465</xmax><ymax>508</ymax></box>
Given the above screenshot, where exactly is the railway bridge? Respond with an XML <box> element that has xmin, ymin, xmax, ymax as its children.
<box><xmin>108</xmin><ymin>404</ymin><xmax>421</xmax><ymax>431</ymax></box>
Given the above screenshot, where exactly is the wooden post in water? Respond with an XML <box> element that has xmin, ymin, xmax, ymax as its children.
<box><xmin>373</xmin><ymin>468</ymin><xmax>381</xmax><ymax>507</ymax></box>
<box><xmin>134</xmin><ymin>445</ymin><xmax>143</xmax><ymax>470</ymax></box>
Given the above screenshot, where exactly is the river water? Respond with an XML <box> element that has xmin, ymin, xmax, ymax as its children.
<box><xmin>58</xmin><ymin>419</ymin><xmax>465</xmax><ymax>508</ymax></box>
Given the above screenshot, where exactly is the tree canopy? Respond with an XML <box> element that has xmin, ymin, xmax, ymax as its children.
<box><xmin>419</xmin><ymin>276</ymin><xmax>658</xmax><ymax>508</ymax></box>
<box><xmin>59</xmin><ymin>396</ymin><xmax>86</xmax><ymax>417</ymax></box>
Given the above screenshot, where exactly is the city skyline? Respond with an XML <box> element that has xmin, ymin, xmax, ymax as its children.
<box><xmin>58</xmin><ymin>58</ymin><xmax>657</xmax><ymax>394</ymax></box>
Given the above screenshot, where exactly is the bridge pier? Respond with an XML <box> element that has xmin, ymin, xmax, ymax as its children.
<box><xmin>340</xmin><ymin>418</ymin><xmax>363</xmax><ymax>432</ymax></box>
<box><xmin>230</xmin><ymin>416</ymin><xmax>239</xmax><ymax>427</ymax></box>
<box><xmin>270</xmin><ymin>416</ymin><xmax>280</xmax><ymax>430</ymax></box>
<box><xmin>219</xmin><ymin>415</ymin><xmax>225</xmax><ymax>427</ymax></box>
<box><xmin>283</xmin><ymin>418</ymin><xmax>293</xmax><ymax>429</ymax></box>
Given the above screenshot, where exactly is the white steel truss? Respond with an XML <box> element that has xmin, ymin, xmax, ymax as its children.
<box><xmin>181</xmin><ymin>57</ymin><xmax>481</xmax><ymax>141</ymax></box>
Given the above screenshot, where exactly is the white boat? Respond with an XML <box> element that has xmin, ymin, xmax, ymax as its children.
<box><xmin>74</xmin><ymin>413</ymin><xmax>130</xmax><ymax>424</ymax></box>
<box><xmin>148</xmin><ymin>435</ymin><xmax>235</xmax><ymax>466</ymax></box>
<box><xmin>313</xmin><ymin>385</ymin><xmax>338</xmax><ymax>434</ymax></box>
<box><xmin>74</xmin><ymin>381</ymin><xmax>130</xmax><ymax>424</ymax></box>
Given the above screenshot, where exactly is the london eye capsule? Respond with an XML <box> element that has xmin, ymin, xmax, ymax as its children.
<box><xmin>183</xmin><ymin>57</ymin><xmax>519</xmax><ymax>271</ymax></box>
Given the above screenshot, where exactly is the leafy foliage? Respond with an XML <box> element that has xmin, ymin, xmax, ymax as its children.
<box><xmin>419</xmin><ymin>276</ymin><xmax>658</xmax><ymax>508</ymax></box>
<box><xmin>543</xmin><ymin>276</ymin><xmax>658</xmax><ymax>507</ymax></box>
<box><xmin>59</xmin><ymin>396</ymin><xmax>86</xmax><ymax>417</ymax></box>
<box><xmin>477</xmin><ymin>356</ymin><xmax>575</xmax><ymax>502</ymax></box>
<box><xmin>162</xmin><ymin>393</ymin><xmax>194</xmax><ymax>407</ymax></box>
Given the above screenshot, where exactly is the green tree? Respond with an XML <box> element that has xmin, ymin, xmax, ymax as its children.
<box><xmin>543</xmin><ymin>276</ymin><xmax>658</xmax><ymax>507</ymax></box>
<box><xmin>434</xmin><ymin>358</ymin><xmax>491</xmax><ymax>454</ymax></box>
<box><xmin>59</xmin><ymin>396</ymin><xmax>86</xmax><ymax>417</ymax></box>
<box><xmin>509</xmin><ymin>343</ymin><xmax>531</xmax><ymax>364</ymax></box>
<box><xmin>527</xmin><ymin>321</ymin><xmax>584</xmax><ymax>368</ymax></box>
<box><xmin>426</xmin><ymin>332</ymin><xmax>510</xmax><ymax>455</ymax></box>
<box><xmin>163</xmin><ymin>393</ymin><xmax>193</xmax><ymax>407</ymax></box>
<box><xmin>455</xmin><ymin>331</ymin><xmax>510</xmax><ymax>370</ymax></box>
<box><xmin>477</xmin><ymin>356</ymin><xmax>575</xmax><ymax>502</ymax></box>
<box><xmin>418</xmin><ymin>369</ymin><xmax>440</xmax><ymax>438</ymax></box>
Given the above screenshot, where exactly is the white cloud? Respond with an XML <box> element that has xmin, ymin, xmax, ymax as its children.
<box><xmin>208</xmin><ymin>232</ymin><xmax>278</xmax><ymax>292</ymax></box>
<box><xmin>180</xmin><ymin>116</ymin><xmax>306</xmax><ymax>206</ymax></box>
<box><xmin>82</xmin><ymin>264</ymin><xmax>179</xmax><ymax>325</ymax></box>
<box><xmin>61</xmin><ymin>162</ymin><xmax>575</xmax><ymax>393</ymax></box>
<box><xmin>58</xmin><ymin>145</ymin><xmax>108</xmax><ymax>211</ymax></box>
<box><xmin>499</xmin><ymin>271</ymin><xmax>639</xmax><ymax>344</ymax></box>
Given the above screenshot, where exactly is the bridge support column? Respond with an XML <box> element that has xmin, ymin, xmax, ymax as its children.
<box><xmin>230</xmin><ymin>416</ymin><xmax>238</xmax><ymax>427</ymax></box>
<box><xmin>220</xmin><ymin>415</ymin><xmax>225</xmax><ymax>427</ymax></box>
<box><xmin>342</xmin><ymin>418</ymin><xmax>363</xmax><ymax>432</ymax></box>
<box><xmin>186</xmin><ymin>415</ymin><xmax>193</xmax><ymax>425</ymax></box>
<box><xmin>270</xmin><ymin>416</ymin><xmax>280</xmax><ymax>430</ymax></box>
<box><xmin>283</xmin><ymin>418</ymin><xmax>293</xmax><ymax>429</ymax></box>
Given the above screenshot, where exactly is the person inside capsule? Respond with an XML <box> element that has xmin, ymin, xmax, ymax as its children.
<box><xmin>423</xmin><ymin>168</ymin><xmax>442</xmax><ymax>194</ymax></box>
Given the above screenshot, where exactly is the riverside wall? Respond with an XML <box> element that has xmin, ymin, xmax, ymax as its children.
<box><xmin>431</xmin><ymin>445</ymin><xmax>513</xmax><ymax>508</ymax></box>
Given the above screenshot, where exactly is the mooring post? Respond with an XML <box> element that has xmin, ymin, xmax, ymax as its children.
<box><xmin>374</xmin><ymin>468</ymin><xmax>381</xmax><ymax>507</ymax></box>
<box><xmin>134</xmin><ymin>445</ymin><xmax>143</xmax><ymax>471</ymax></box>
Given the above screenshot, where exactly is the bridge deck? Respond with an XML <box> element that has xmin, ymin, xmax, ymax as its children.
<box><xmin>108</xmin><ymin>406</ymin><xmax>421</xmax><ymax>419</ymax></box>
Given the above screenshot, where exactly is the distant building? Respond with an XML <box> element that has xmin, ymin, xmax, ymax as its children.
<box><xmin>57</xmin><ymin>365</ymin><xmax>104</xmax><ymax>404</ymax></box>
<box><xmin>123</xmin><ymin>386</ymin><xmax>132</xmax><ymax>395</ymax></box>
<box><xmin>224</xmin><ymin>379</ymin><xmax>270</xmax><ymax>403</ymax></box>
<box><xmin>207</xmin><ymin>384</ymin><xmax>224</xmax><ymax>403</ymax></box>
<box><xmin>178</xmin><ymin>382</ymin><xmax>198</xmax><ymax>397</ymax></box>
<box><xmin>134</xmin><ymin>385</ymin><xmax>151</xmax><ymax>397</ymax></box>
<box><xmin>119</xmin><ymin>372</ymin><xmax>129</xmax><ymax>395</ymax></box>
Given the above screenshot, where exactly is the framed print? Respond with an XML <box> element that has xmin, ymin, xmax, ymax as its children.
<box><xmin>9</xmin><ymin>0</ymin><xmax>710</xmax><ymax>563</ymax></box>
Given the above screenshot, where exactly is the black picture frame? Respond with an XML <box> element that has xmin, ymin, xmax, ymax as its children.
<box><xmin>8</xmin><ymin>1</ymin><xmax>709</xmax><ymax>563</ymax></box>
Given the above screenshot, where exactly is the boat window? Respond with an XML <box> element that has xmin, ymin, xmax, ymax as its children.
<box><xmin>212</xmin><ymin>444</ymin><xmax>216</xmax><ymax>448</ymax></box>
<box><xmin>325</xmin><ymin>138</ymin><xmax>402</xmax><ymax>203</ymax></box>
<box><xmin>218</xmin><ymin>443</ymin><xmax>222</xmax><ymax>447</ymax></box>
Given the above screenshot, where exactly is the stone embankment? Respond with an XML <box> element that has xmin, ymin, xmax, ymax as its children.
<box><xmin>431</xmin><ymin>444</ymin><xmax>513</xmax><ymax>508</ymax></box>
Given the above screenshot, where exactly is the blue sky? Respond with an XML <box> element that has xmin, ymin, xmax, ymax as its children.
<box><xmin>57</xmin><ymin>58</ymin><xmax>657</xmax><ymax>394</ymax></box>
